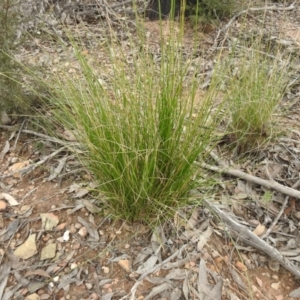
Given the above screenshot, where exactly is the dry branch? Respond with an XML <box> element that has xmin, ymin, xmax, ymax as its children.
<box><xmin>204</xmin><ymin>200</ymin><xmax>300</xmax><ymax>278</ymax></box>
<box><xmin>200</xmin><ymin>162</ymin><xmax>300</xmax><ymax>200</ymax></box>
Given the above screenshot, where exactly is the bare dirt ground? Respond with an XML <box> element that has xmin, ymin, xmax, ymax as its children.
<box><xmin>1</xmin><ymin>1</ymin><xmax>300</xmax><ymax>299</ymax></box>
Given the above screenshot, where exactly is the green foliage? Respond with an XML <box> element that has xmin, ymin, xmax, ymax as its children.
<box><xmin>223</xmin><ymin>42</ymin><xmax>289</xmax><ymax>152</ymax></box>
<box><xmin>0</xmin><ymin>0</ymin><xmax>29</xmax><ymax>113</ymax></box>
<box><xmin>187</xmin><ymin>0</ymin><xmax>239</xmax><ymax>25</ymax></box>
<box><xmin>45</xmin><ymin>29</ymin><xmax>222</xmax><ymax>223</ymax></box>
<box><xmin>146</xmin><ymin>0</ymin><xmax>239</xmax><ymax>22</ymax></box>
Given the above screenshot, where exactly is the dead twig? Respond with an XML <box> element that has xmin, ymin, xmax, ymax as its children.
<box><xmin>0</xmin><ymin>146</ymin><xmax>66</xmax><ymax>179</ymax></box>
<box><xmin>199</xmin><ymin>162</ymin><xmax>300</xmax><ymax>200</ymax></box>
<box><xmin>204</xmin><ymin>200</ymin><xmax>300</xmax><ymax>278</ymax></box>
<box><xmin>12</xmin><ymin>120</ymin><xmax>25</xmax><ymax>151</ymax></box>
<box><xmin>21</xmin><ymin>129</ymin><xmax>80</xmax><ymax>148</ymax></box>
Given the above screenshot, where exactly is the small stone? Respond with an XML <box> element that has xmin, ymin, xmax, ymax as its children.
<box><xmin>40</xmin><ymin>294</ymin><xmax>50</xmax><ymax>300</ymax></box>
<box><xmin>85</xmin><ymin>283</ymin><xmax>93</xmax><ymax>290</ymax></box>
<box><xmin>271</xmin><ymin>282</ymin><xmax>280</xmax><ymax>290</ymax></box>
<box><xmin>25</xmin><ymin>293</ymin><xmax>40</xmax><ymax>300</ymax></box>
<box><xmin>294</xmin><ymin>211</ymin><xmax>300</xmax><ymax>219</ymax></box>
<box><xmin>70</xmin><ymin>263</ymin><xmax>78</xmax><ymax>270</ymax></box>
<box><xmin>252</xmin><ymin>285</ymin><xmax>258</xmax><ymax>293</ymax></box>
<box><xmin>102</xmin><ymin>266</ymin><xmax>110</xmax><ymax>274</ymax></box>
<box><xmin>78</xmin><ymin>227</ymin><xmax>88</xmax><ymax>238</ymax></box>
<box><xmin>0</xmin><ymin>200</ymin><xmax>7</xmax><ymax>211</ymax></box>
<box><xmin>69</xmin><ymin>225</ymin><xmax>77</xmax><ymax>234</ymax></box>
<box><xmin>53</xmin><ymin>276</ymin><xmax>60</xmax><ymax>282</ymax></box>
<box><xmin>11</xmin><ymin>157</ymin><xmax>18</xmax><ymax>163</ymax></box>
<box><xmin>74</xmin><ymin>223</ymin><xmax>82</xmax><ymax>229</ymax></box>
<box><xmin>63</xmin><ymin>230</ymin><xmax>70</xmax><ymax>241</ymax></box>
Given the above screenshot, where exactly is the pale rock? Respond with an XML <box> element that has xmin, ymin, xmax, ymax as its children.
<box><xmin>40</xmin><ymin>243</ymin><xmax>56</xmax><ymax>260</ymax></box>
<box><xmin>69</xmin><ymin>225</ymin><xmax>77</xmax><ymax>234</ymax></box>
<box><xmin>74</xmin><ymin>223</ymin><xmax>82</xmax><ymax>229</ymax></box>
<box><xmin>78</xmin><ymin>227</ymin><xmax>88</xmax><ymax>238</ymax></box>
<box><xmin>85</xmin><ymin>283</ymin><xmax>93</xmax><ymax>290</ymax></box>
<box><xmin>63</xmin><ymin>230</ymin><xmax>70</xmax><ymax>241</ymax></box>
<box><xmin>25</xmin><ymin>293</ymin><xmax>40</xmax><ymax>300</ymax></box>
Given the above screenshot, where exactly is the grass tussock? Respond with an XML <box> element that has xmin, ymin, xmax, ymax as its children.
<box><xmin>0</xmin><ymin>0</ymin><xmax>27</xmax><ymax>113</ymax></box>
<box><xmin>223</xmin><ymin>42</ymin><xmax>289</xmax><ymax>153</ymax></box>
<box><xmin>46</xmin><ymin>24</ymin><xmax>222</xmax><ymax>223</ymax></box>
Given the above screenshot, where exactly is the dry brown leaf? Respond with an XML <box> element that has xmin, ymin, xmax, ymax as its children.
<box><xmin>118</xmin><ymin>259</ymin><xmax>131</xmax><ymax>272</ymax></box>
<box><xmin>0</xmin><ymin>200</ymin><xmax>7</xmax><ymax>211</ymax></box>
<box><xmin>253</xmin><ymin>223</ymin><xmax>266</xmax><ymax>236</ymax></box>
<box><xmin>235</xmin><ymin>261</ymin><xmax>247</xmax><ymax>272</ymax></box>
<box><xmin>24</xmin><ymin>269</ymin><xmax>51</xmax><ymax>278</ymax></box>
<box><xmin>8</xmin><ymin>160</ymin><xmax>30</xmax><ymax>178</ymax></box>
<box><xmin>256</xmin><ymin>276</ymin><xmax>263</xmax><ymax>287</ymax></box>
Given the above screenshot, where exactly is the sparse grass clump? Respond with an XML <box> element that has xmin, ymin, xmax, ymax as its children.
<box><xmin>223</xmin><ymin>43</ymin><xmax>289</xmax><ymax>153</ymax></box>
<box><xmin>0</xmin><ymin>0</ymin><xmax>24</xmax><ymax>112</ymax></box>
<box><xmin>46</xmin><ymin>26</ymin><xmax>222</xmax><ymax>223</ymax></box>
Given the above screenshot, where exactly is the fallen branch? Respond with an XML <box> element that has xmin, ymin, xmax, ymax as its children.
<box><xmin>204</xmin><ymin>200</ymin><xmax>300</xmax><ymax>278</ymax></box>
<box><xmin>199</xmin><ymin>162</ymin><xmax>300</xmax><ymax>200</ymax></box>
<box><xmin>0</xmin><ymin>146</ymin><xmax>66</xmax><ymax>179</ymax></box>
<box><xmin>21</xmin><ymin>129</ymin><xmax>80</xmax><ymax>148</ymax></box>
